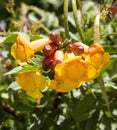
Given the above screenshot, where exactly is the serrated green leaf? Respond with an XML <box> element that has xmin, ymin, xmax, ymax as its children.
<box><xmin>30</xmin><ymin>57</ymin><xmax>43</xmax><ymax>67</ymax></box>
<box><xmin>4</xmin><ymin>66</ymin><xmax>23</xmax><ymax>75</ymax></box>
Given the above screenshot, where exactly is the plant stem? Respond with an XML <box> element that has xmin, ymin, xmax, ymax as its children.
<box><xmin>40</xmin><ymin>24</ymin><xmax>51</xmax><ymax>34</ymax></box>
<box><xmin>64</xmin><ymin>0</ymin><xmax>70</xmax><ymax>38</ymax></box>
<box><xmin>72</xmin><ymin>0</ymin><xmax>85</xmax><ymax>43</ymax></box>
<box><xmin>101</xmin><ymin>32</ymin><xmax>117</xmax><ymax>37</ymax></box>
<box><xmin>98</xmin><ymin>73</ymin><xmax>111</xmax><ymax>112</ymax></box>
<box><xmin>77</xmin><ymin>0</ymin><xmax>85</xmax><ymax>22</ymax></box>
<box><xmin>94</xmin><ymin>13</ymin><xmax>100</xmax><ymax>43</ymax></box>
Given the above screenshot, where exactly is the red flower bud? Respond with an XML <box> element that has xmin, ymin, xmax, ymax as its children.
<box><xmin>43</xmin><ymin>43</ymin><xmax>56</xmax><ymax>56</ymax></box>
<box><xmin>52</xmin><ymin>50</ymin><xmax>64</xmax><ymax>67</ymax></box>
<box><xmin>66</xmin><ymin>44</ymin><xmax>73</xmax><ymax>52</ymax></box>
<box><xmin>49</xmin><ymin>32</ymin><xmax>63</xmax><ymax>43</ymax></box>
<box><xmin>42</xmin><ymin>54</ymin><xmax>54</xmax><ymax>68</ymax></box>
<box><xmin>108</xmin><ymin>5</ymin><xmax>117</xmax><ymax>14</ymax></box>
<box><xmin>72</xmin><ymin>44</ymin><xmax>84</xmax><ymax>54</ymax></box>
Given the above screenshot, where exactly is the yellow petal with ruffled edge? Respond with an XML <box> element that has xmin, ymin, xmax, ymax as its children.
<box><xmin>48</xmin><ymin>79</ymin><xmax>82</xmax><ymax>92</ymax></box>
<box><xmin>67</xmin><ymin>61</ymin><xmax>86</xmax><ymax>81</ymax></box>
<box><xmin>27</xmin><ymin>90</ymin><xmax>44</xmax><ymax>99</ymax></box>
<box><xmin>86</xmin><ymin>65</ymin><xmax>97</xmax><ymax>80</ymax></box>
<box><xmin>48</xmin><ymin>56</ymin><xmax>87</xmax><ymax>92</ymax></box>
<box><xmin>55</xmin><ymin>56</ymin><xmax>87</xmax><ymax>81</ymax></box>
<box><xmin>11</xmin><ymin>36</ymin><xmax>34</xmax><ymax>62</ymax></box>
<box><xmin>11</xmin><ymin>43</ymin><xmax>34</xmax><ymax>62</ymax></box>
<box><xmin>90</xmin><ymin>53</ymin><xmax>103</xmax><ymax>69</ymax></box>
<box><xmin>54</xmin><ymin>63</ymin><xmax>67</xmax><ymax>80</ymax></box>
<box><xmin>16</xmin><ymin>71</ymin><xmax>46</xmax><ymax>99</ymax></box>
<box><xmin>103</xmin><ymin>52</ymin><xmax>110</xmax><ymax>66</ymax></box>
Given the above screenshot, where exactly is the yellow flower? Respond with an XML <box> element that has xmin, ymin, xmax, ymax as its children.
<box><xmin>86</xmin><ymin>43</ymin><xmax>110</xmax><ymax>78</ymax></box>
<box><xmin>48</xmin><ymin>43</ymin><xmax>110</xmax><ymax>92</ymax></box>
<box><xmin>11</xmin><ymin>36</ymin><xmax>34</xmax><ymax>62</ymax></box>
<box><xmin>16</xmin><ymin>71</ymin><xmax>46</xmax><ymax>99</ymax></box>
<box><xmin>48</xmin><ymin>56</ymin><xmax>96</xmax><ymax>92</ymax></box>
<box><xmin>11</xmin><ymin>36</ymin><xmax>52</xmax><ymax>62</ymax></box>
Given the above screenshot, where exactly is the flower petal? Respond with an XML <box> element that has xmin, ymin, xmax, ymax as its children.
<box><xmin>11</xmin><ymin>36</ymin><xmax>34</xmax><ymax>62</ymax></box>
<box><xmin>48</xmin><ymin>79</ymin><xmax>82</xmax><ymax>92</ymax></box>
<box><xmin>16</xmin><ymin>71</ymin><xmax>46</xmax><ymax>99</ymax></box>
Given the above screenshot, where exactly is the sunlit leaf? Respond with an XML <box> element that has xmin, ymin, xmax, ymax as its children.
<box><xmin>4</xmin><ymin>66</ymin><xmax>23</xmax><ymax>75</ymax></box>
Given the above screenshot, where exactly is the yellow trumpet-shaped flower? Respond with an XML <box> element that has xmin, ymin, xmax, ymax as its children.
<box><xmin>48</xmin><ymin>56</ymin><xmax>96</xmax><ymax>92</ymax></box>
<box><xmin>11</xmin><ymin>36</ymin><xmax>52</xmax><ymax>62</ymax></box>
<box><xmin>48</xmin><ymin>43</ymin><xmax>110</xmax><ymax>92</ymax></box>
<box><xmin>16</xmin><ymin>71</ymin><xmax>46</xmax><ymax>99</ymax></box>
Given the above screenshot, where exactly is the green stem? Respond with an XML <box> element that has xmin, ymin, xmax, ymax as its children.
<box><xmin>94</xmin><ymin>13</ymin><xmax>100</xmax><ymax>43</ymax></box>
<box><xmin>72</xmin><ymin>0</ymin><xmax>85</xmax><ymax>43</ymax></box>
<box><xmin>98</xmin><ymin>74</ymin><xmax>111</xmax><ymax>112</ymax></box>
<box><xmin>40</xmin><ymin>24</ymin><xmax>51</xmax><ymax>34</ymax></box>
<box><xmin>0</xmin><ymin>58</ymin><xmax>2</xmax><ymax>85</ymax></box>
<box><xmin>64</xmin><ymin>0</ymin><xmax>70</xmax><ymax>38</ymax></box>
<box><xmin>86</xmin><ymin>83</ymin><xmax>97</xmax><ymax>99</ymax></box>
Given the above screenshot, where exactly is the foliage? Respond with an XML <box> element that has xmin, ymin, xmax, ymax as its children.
<box><xmin>0</xmin><ymin>0</ymin><xmax>117</xmax><ymax>130</ymax></box>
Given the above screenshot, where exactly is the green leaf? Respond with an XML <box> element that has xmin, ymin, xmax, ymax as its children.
<box><xmin>105</xmin><ymin>46</ymin><xmax>117</xmax><ymax>54</ymax></box>
<box><xmin>71</xmin><ymin>94</ymin><xmax>96</xmax><ymax>123</ymax></box>
<box><xmin>7</xmin><ymin>81</ymin><xmax>21</xmax><ymax>91</ymax></box>
<box><xmin>30</xmin><ymin>6</ymin><xmax>59</xmax><ymax>28</ymax></box>
<box><xmin>3</xmin><ymin>34</ymin><xmax>18</xmax><ymax>44</ymax></box>
<box><xmin>85</xmin><ymin>27</ymin><xmax>94</xmax><ymax>45</ymax></box>
<box><xmin>4</xmin><ymin>64</ymin><xmax>41</xmax><ymax>76</ymax></box>
<box><xmin>110</xmin><ymin>73</ymin><xmax>117</xmax><ymax>82</ymax></box>
<box><xmin>20</xmin><ymin>64</ymin><xmax>41</xmax><ymax>72</ymax></box>
<box><xmin>0</xmin><ymin>37</ymin><xmax>6</xmax><ymax>43</ymax></box>
<box><xmin>18</xmin><ymin>105</ymin><xmax>33</xmax><ymax>112</ymax></box>
<box><xmin>29</xmin><ymin>34</ymin><xmax>42</xmax><ymax>41</ymax></box>
<box><xmin>4</xmin><ymin>66</ymin><xmax>23</xmax><ymax>75</ymax></box>
<box><xmin>84</xmin><ymin>111</ymin><xmax>99</xmax><ymax>130</ymax></box>
<box><xmin>30</xmin><ymin>56</ymin><xmax>43</xmax><ymax>67</ymax></box>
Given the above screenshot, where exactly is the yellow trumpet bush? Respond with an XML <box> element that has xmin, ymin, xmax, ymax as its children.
<box><xmin>11</xmin><ymin>35</ymin><xmax>110</xmax><ymax>97</ymax></box>
<box><xmin>16</xmin><ymin>71</ymin><xmax>46</xmax><ymax>99</ymax></box>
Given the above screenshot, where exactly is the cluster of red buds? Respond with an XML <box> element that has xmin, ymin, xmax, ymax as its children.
<box><xmin>42</xmin><ymin>32</ymin><xmax>63</xmax><ymax>69</ymax></box>
<box><xmin>42</xmin><ymin>32</ymin><xmax>85</xmax><ymax>69</ymax></box>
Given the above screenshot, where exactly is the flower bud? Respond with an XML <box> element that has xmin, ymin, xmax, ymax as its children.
<box><xmin>72</xmin><ymin>44</ymin><xmax>84</xmax><ymax>54</ymax></box>
<box><xmin>49</xmin><ymin>32</ymin><xmax>63</xmax><ymax>43</ymax></box>
<box><xmin>42</xmin><ymin>54</ymin><xmax>54</xmax><ymax>68</ymax></box>
<box><xmin>43</xmin><ymin>43</ymin><xmax>56</xmax><ymax>57</ymax></box>
<box><xmin>52</xmin><ymin>50</ymin><xmax>64</xmax><ymax>67</ymax></box>
<box><xmin>108</xmin><ymin>5</ymin><xmax>117</xmax><ymax>14</ymax></box>
<box><xmin>66</xmin><ymin>44</ymin><xmax>73</xmax><ymax>52</ymax></box>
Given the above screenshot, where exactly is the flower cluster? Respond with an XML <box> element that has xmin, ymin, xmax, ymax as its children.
<box><xmin>11</xmin><ymin>33</ymin><xmax>110</xmax><ymax>99</ymax></box>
